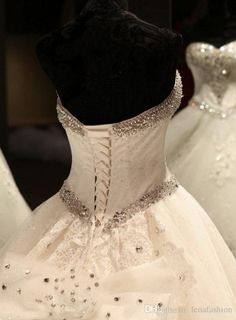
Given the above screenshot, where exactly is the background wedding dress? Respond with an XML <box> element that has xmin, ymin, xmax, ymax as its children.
<box><xmin>0</xmin><ymin>72</ymin><xmax>236</xmax><ymax>319</ymax></box>
<box><xmin>0</xmin><ymin>149</ymin><xmax>30</xmax><ymax>248</ymax></box>
<box><xmin>167</xmin><ymin>41</ymin><xmax>236</xmax><ymax>257</ymax></box>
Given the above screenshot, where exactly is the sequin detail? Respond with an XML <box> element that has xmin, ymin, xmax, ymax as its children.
<box><xmin>190</xmin><ymin>99</ymin><xmax>236</xmax><ymax>119</ymax></box>
<box><xmin>59</xmin><ymin>177</ymin><xmax>179</xmax><ymax>232</ymax></box>
<box><xmin>56</xmin><ymin>71</ymin><xmax>182</xmax><ymax>137</ymax></box>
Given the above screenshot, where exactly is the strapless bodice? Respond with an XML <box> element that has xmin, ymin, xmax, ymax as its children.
<box><xmin>56</xmin><ymin>71</ymin><xmax>182</xmax><ymax>227</ymax></box>
<box><xmin>186</xmin><ymin>42</ymin><xmax>236</xmax><ymax>109</ymax></box>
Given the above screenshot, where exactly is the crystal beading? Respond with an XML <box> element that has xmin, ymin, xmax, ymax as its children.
<box><xmin>187</xmin><ymin>42</ymin><xmax>236</xmax><ymax>103</ymax></box>
<box><xmin>59</xmin><ymin>183</ymin><xmax>91</xmax><ymax>220</ymax></box>
<box><xmin>59</xmin><ymin>176</ymin><xmax>179</xmax><ymax>232</ymax></box>
<box><xmin>57</xmin><ymin>98</ymin><xmax>86</xmax><ymax>136</ymax></box>
<box><xmin>56</xmin><ymin>71</ymin><xmax>182</xmax><ymax>137</ymax></box>
<box><xmin>103</xmin><ymin>176</ymin><xmax>178</xmax><ymax>232</ymax></box>
<box><xmin>190</xmin><ymin>99</ymin><xmax>236</xmax><ymax>119</ymax></box>
<box><xmin>112</xmin><ymin>72</ymin><xmax>182</xmax><ymax>136</ymax></box>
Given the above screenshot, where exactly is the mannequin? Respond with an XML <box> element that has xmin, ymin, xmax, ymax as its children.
<box><xmin>36</xmin><ymin>0</ymin><xmax>181</xmax><ymax>124</ymax></box>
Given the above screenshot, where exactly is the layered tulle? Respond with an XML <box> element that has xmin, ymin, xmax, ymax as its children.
<box><xmin>0</xmin><ymin>182</ymin><xmax>236</xmax><ymax>319</ymax></box>
<box><xmin>167</xmin><ymin>41</ymin><xmax>236</xmax><ymax>257</ymax></box>
<box><xmin>167</xmin><ymin>107</ymin><xmax>236</xmax><ymax>256</ymax></box>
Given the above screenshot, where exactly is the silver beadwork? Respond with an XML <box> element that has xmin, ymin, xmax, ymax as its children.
<box><xmin>190</xmin><ymin>99</ymin><xmax>236</xmax><ymax>119</ymax></box>
<box><xmin>187</xmin><ymin>42</ymin><xmax>236</xmax><ymax>103</ymax></box>
<box><xmin>59</xmin><ymin>183</ymin><xmax>91</xmax><ymax>219</ymax></box>
<box><xmin>59</xmin><ymin>177</ymin><xmax>179</xmax><ymax>232</ymax></box>
<box><xmin>112</xmin><ymin>72</ymin><xmax>182</xmax><ymax>137</ymax></box>
<box><xmin>57</xmin><ymin>103</ymin><xmax>85</xmax><ymax>136</ymax></box>
<box><xmin>103</xmin><ymin>177</ymin><xmax>178</xmax><ymax>232</ymax></box>
<box><xmin>56</xmin><ymin>71</ymin><xmax>182</xmax><ymax>137</ymax></box>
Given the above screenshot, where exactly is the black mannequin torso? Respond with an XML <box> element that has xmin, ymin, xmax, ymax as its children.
<box><xmin>36</xmin><ymin>0</ymin><xmax>181</xmax><ymax>125</ymax></box>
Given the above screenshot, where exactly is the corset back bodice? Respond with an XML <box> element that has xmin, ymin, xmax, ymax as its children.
<box><xmin>56</xmin><ymin>72</ymin><xmax>182</xmax><ymax>225</ymax></box>
<box><xmin>186</xmin><ymin>42</ymin><xmax>236</xmax><ymax>112</ymax></box>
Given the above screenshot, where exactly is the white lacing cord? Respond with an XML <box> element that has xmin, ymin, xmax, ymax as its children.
<box><xmin>91</xmin><ymin>133</ymin><xmax>112</xmax><ymax>224</ymax></box>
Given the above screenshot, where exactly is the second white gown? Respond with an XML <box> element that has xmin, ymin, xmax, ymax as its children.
<box><xmin>167</xmin><ymin>41</ymin><xmax>236</xmax><ymax>257</ymax></box>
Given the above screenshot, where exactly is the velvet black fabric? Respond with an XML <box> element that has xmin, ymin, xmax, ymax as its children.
<box><xmin>36</xmin><ymin>0</ymin><xmax>182</xmax><ymax>125</ymax></box>
<box><xmin>184</xmin><ymin>0</ymin><xmax>236</xmax><ymax>48</ymax></box>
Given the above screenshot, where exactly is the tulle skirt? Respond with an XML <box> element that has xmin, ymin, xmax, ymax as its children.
<box><xmin>0</xmin><ymin>176</ymin><xmax>236</xmax><ymax>319</ymax></box>
<box><xmin>166</xmin><ymin>106</ymin><xmax>236</xmax><ymax>257</ymax></box>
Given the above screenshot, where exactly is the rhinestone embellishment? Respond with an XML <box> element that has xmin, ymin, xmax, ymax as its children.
<box><xmin>57</xmin><ymin>100</ymin><xmax>85</xmax><ymax>136</ymax></box>
<box><xmin>113</xmin><ymin>72</ymin><xmax>182</xmax><ymax>137</ymax></box>
<box><xmin>187</xmin><ymin>42</ymin><xmax>236</xmax><ymax>103</ymax></box>
<box><xmin>59</xmin><ymin>177</ymin><xmax>179</xmax><ymax>232</ymax></box>
<box><xmin>103</xmin><ymin>177</ymin><xmax>178</xmax><ymax>232</ymax></box>
<box><xmin>56</xmin><ymin>71</ymin><xmax>182</xmax><ymax>137</ymax></box>
<box><xmin>59</xmin><ymin>183</ymin><xmax>91</xmax><ymax>219</ymax></box>
<box><xmin>190</xmin><ymin>99</ymin><xmax>236</xmax><ymax>119</ymax></box>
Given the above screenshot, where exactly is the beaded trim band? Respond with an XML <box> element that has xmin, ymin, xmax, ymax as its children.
<box><xmin>59</xmin><ymin>183</ymin><xmax>91</xmax><ymax>219</ymax></box>
<box><xmin>56</xmin><ymin>71</ymin><xmax>182</xmax><ymax>137</ymax></box>
<box><xmin>112</xmin><ymin>72</ymin><xmax>182</xmax><ymax>136</ymax></box>
<box><xmin>190</xmin><ymin>99</ymin><xmax>236</xmax><ymax>119</ymax></box>
<box><xmin>57</xmin><ymin>103</ymin><xmax>86</xmax><ymax>136</ymax></box>
<box><xmin>59</xmin><ymin>176</ymin><xmax>179</xmax><ymax>233</ymax></box>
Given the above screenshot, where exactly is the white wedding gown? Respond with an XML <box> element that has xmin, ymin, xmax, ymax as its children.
<box><xmin>167</xmin><ymin>42</ymin><xmax>236</xmax><ymax>257</ymax></box>
<box><xmin>0</xmin><ymin>149</ymin><xmax>30</xmax><ymax>248</ymax></box>
<box><xmin>0</xmin><ymin>72</ymin><xmax>236</xmax><ymax>320</ymax></box>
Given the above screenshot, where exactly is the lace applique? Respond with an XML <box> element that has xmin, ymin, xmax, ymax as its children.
<box><xmin>27</xmin><ymin>214</ymin><xmax>75</xmax><ymax>260</ymax></box>
<box><xmin>48</xmin><ymin>217</ymin><xmax>91</xmax><ymax>270</ymax></box>
<box><xmin>0</xmin><ymin>197</ymin><xmax>195</xmax><ymax>318</ymax></box>
<box><xmin>210</xmin><ymin>133</ymin><xmax>236</xmax><ymax>187</ymax></box>
<box><xmin>115</xmin><ymin>213</ymin><xmax>157</xmax><ymax>270</ymax></box>
<box><xmin>56</xmin><ymin>71</ymin><xmax>182</xmax><ymax>137</ymax></box>
<box><xmin>147</xmin><ymin>213</ymin><xmax>196</xmax><ymax>307</ymax></box>
<box><xmin>28</xmin><ymin>210</ymin><xmax>157</xmax><ymax>276</ymax></box>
